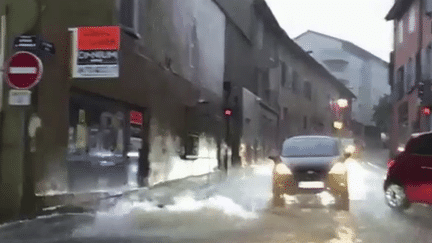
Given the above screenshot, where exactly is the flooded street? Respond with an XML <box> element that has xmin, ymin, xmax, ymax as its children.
<box><xmin>2</xmin><ymin>151</ymin><xmax>432</xmax><ymax>242</ymax></box>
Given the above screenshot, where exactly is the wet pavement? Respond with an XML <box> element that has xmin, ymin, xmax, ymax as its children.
<box><xmin>2</xmin><ymin>150</ymin><xmax>432</xmax><ymax>242</ymax></box>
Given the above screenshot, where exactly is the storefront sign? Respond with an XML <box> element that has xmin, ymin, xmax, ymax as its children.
<box><xmin>78</xmin><ymin>26</ymin><xmax>120</xmax><ymax>50</ymax></box>
<box><xmin>130</xmin><ymin>110</ymin><xmax>143</xmax><ymax>125</ymax></box>
<box><xmin>70</xmin><ymin>26</ymin><xmax>120</xmax><ymax>78</ymax></box>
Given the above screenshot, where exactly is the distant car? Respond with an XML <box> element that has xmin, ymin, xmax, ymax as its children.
<box><xmin>269</xmin><ymin>136</ymin><xmax>351</xmax><ymax>211</ymax></box>
<box><xmin>384</xmin><ymin>132</ymin><xmax>432</xmax><ymax>211</ymax></box>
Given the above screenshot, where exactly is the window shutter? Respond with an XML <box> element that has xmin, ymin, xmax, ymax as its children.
<box><xmin>428</xmin><ymin>47</ymin><xmax>432</xmax><ymax>80</ymax></box>
<box><xmin>287</xmin><ymin>67</ymin><xmax>292</xmax><ymax>89</ymax></box>
<box><xmin>426</xmin><ymin>0</ymin><xmax>432</xmax><ymax>16</ymax></box>
<box><xmin>411</xmin><ymin>59</ymin><xmax>416</xmax><ymax>88</ymax></box>
<box><xmin>120</xmin><ymin>0</ymin><xmax>134</xmax><ymax>28</ymax></box>
<box><xmin>404</xmin><ymin>63</ymin><xmax>410</xmax><ymax>92</ymax></box>
<box><xmin>421</xmin><ymin>48</ymin><xmax>429</xmax><ymax>80</ymax></box>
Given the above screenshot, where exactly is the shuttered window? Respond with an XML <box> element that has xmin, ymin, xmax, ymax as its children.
<box><xmin>120</xmin><ymin>0</ymin><xmax>139</xmax><ymax>34</ymax></box>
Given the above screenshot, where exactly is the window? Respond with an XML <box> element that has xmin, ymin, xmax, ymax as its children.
<box><xmin>398</xmin><ymin>20</ymin><xmax>404</xmax><ymax>44</ymax></box>
<box><xmin>128</xmin><ymin>110</ymin><xmax>144</xmax><ymax>158</ymax></box>
<box><xmin>409</xmin><ymin>7</ymin><xmax>416</xmax><ymax>33</ymax></box>
<box><xmin>303</xmin><ymin>116</ymin><xmax>307</xmax><ymax>130</ymax></box>
<box><xmin>292</xmin><ymin>71</ymin><xmax>299</xmax><ymax>93</ymax></box>
<box><xmin>407</xmin><ymin>135</ymin><xmax>432</xmax><ymax>156</ymax></box>
<box><xmin>406</xmin><ymin>59</ymin><xmax>412</xmax><ymax>91</ymax></box>
<box><xmin>339</xmin><ymin>79</ymin><xmax>349</xmax><ymax>86</ymax></box>
<box><xmin>256</xmin><ymin>20</ymin><xmax>264</xmax><ymax>49</ymax></box>
<box><xmin>261</xmin><ymin>69</ymin><xmax>270</xmax><ymax>100</ymax></box>
<box><xmin>68</xmin><ymin>94</ymin><xmax>126</xmax><ymax>160</ymax></box>
<box><xmin>281</xmin><ymin>62</ymin><xmax>287</xmax><ymax>87</ymax></box>
<box><xmin>417</xmin><ymin>50</ymin><xmax>423</xmax><ymax>81</ymax></box>
<box><xmin>120</xmin><ymin>0</ymin><xmax>139</xmax><ymax>34</ymax></box>
<box><xmin>323</xmin><ymin>59</ymin><xmax>349</xmax><ymax>72</ymax></box>
<box><xmin>304</xmin><ymin>81</ymin><xmax>312</xmax><ymax>100</ymax></box>
<box><xmin>282</xmin><ymin>107</ymin><xmax>288</xmax><ymax>121</ymax></box>
<box><xmin>184</xmin><ymin>133</ymin><xmax>199</xmax><ymax>159</ymax></box>
<box><xmin>397</xmin><ymin>66</ymin><xmax>405</xmax><ymax>99</ymax></box>
<box><xmin>189</xmin><ymin>20</ymin><xmax>198</xmax><ymax>68</ymax></box>
<box><xmin>271</xmin><ymin>38</ymin><xmax>278</xmax><ymax>59</ymax></box>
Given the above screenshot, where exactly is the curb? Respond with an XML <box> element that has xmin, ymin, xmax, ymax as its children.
<box><xmin>35</xmin><ymin>170</ymin><xmax>226</xmax><ymax>215</ymax></box>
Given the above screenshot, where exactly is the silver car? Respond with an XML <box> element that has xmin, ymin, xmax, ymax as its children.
<box><xmin>269</xmin><ymin>135</ymin><xmax>351</xmax><ymax>210</ymax></box>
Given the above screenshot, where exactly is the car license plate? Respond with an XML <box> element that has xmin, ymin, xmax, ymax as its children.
<box><xmin>98</xmin><ymin>177</ymin><xmax>109</xmax><ymax>187</ymax></box>
<box><xmin>298</xmin><ymin>181</ymin><xmax>325</xmax><ymax>189</ymax></box>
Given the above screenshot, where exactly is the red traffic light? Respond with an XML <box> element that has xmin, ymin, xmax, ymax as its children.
<box><xmin>422</xmin><ymin>107</ymin><xmax>431</xmax><ymax>116</ymax></box>
<box><xmin>224</xmin><ymin>108</ymin><xmax>233</xmax><ymax>117</ymax></box>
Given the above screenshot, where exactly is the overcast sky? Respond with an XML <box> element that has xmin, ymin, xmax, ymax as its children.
<box><xmin>266</xmin><ymin>0</ymin><xmax>395</xmax><ymax>62</ymax></box>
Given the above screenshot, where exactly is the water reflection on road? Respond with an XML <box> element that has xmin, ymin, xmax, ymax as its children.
<box><xmin>3</xmin><ymin>155</ymin><xmax>432</xmax><ymax>242</ymax></box>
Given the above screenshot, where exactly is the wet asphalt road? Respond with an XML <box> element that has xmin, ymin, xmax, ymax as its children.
<box><xmin>2</xmin><ymin>151</ymin><xmax>432</xmax><ymax>243</ymax></box>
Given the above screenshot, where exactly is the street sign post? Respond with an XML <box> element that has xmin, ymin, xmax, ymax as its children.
<box><xmin>14</xmin><ymin>35</ymin><xmax>38</xmax><ymax>50</ymax></box>
<box><xmin>8</xmin><ymin>89</ymin><xmax>31</xmax><ymax>106</ymax></box>
<box><xmin>5</xmin><ymin>51</ymin><xmax>43</xmax><ymax>89</ymax></box>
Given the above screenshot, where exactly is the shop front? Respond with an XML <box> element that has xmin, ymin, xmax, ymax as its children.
<box><xmin>67</xmin><ymin>92</ymin><xmax>147</xmax><ymax>192</ymax></box>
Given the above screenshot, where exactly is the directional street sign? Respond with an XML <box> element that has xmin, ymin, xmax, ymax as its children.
<box><xmin>13</xmin><ymin>35</ymin><xmax>55</xmax><ymax>55</ymax></box>
<box><xmin>39</xmin><ymin>40</ymin><xmax>55</xmax><ymax>55</ymax></box>
<box><xmin>5</xmin><ymin>51</ymin><xmax>43</xmax><ymax>89</ymax></box>
<box><xmin>13</xmin><ymin>35</ymin><xmax>38</xmax><ymax>50</ymax></box>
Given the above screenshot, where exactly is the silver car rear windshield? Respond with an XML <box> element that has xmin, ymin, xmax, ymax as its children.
<box><xmin>282</xmin><ymin>138</ymin><xmax>339</xmax><ymax>157</ymax></box>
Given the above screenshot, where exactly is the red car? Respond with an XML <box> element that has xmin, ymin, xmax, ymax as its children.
<box><xmin>384</xmin><ymin>132</ymin><xmax>432</xmax><ymax>210</ymax></box>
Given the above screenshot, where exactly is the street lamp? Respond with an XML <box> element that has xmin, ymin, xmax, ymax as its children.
<box><xmin>335</xmin><ymin>98</ymin><xmax>348</xmax><ymax>140</ymax></box>
<box><xmin>337</xmin><ymin>99</ymin><xmax>348</xmax><ymax>108</ymax></box>
<box><xmin>333</xmin><ymin>121</ymin><xmax>343</xmax><ymax>130</ymax></box>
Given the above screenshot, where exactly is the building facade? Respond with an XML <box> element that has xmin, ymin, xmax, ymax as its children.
<box><xmin>0</xmin><ymin>0</ymin><xmax>228</xmax><ymax>220</ymax></box>
<box><xmin>0</xmin><ymin>0</ymin><xmax>355</xmax><ymax>221</ymax></box>
<box><xmin>386</xmin><ymin>0</ymin><xmax>432</xmax><ymax>156</ymax></box>
<box><xmin>295</xmin><ymin>31</ymin><xmax>390</xmax><ymax>138</ymax></box>
<box><xmin>216</xmin><ymin>0</ymin><xmax>355</xmax><ymax>165</ymax></box>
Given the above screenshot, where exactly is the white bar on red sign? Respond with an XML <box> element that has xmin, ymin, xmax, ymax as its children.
<box><xmin>9</xmin><ymin>67</ymin><xmax>37</xmax><ymax>74</ymax></box>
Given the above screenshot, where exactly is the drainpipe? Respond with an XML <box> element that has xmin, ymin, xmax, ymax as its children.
<box><xmin>419</xmin><ymin>0</ymin><xmax>424</xmax><ymax>68</ymax></box>
<box><xmin>418</xmin><ymin>0</ymin><xmax>424</xmax><ymax>133</ymax></box>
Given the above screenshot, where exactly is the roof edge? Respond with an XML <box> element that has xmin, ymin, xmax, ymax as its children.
<box><xmin>254</xmin><ymin>2</ymin><xmax>356</xmax><ymax>99</ymax></box>
<box><xmin>385</xmin><ymin>0</ymin><xmax>414</xmax><ymax>20</ymax></box>
<box><xmin>295</xmin><ymin>30</ymin><xmax>388</xmax><ymax>65</ymax></box>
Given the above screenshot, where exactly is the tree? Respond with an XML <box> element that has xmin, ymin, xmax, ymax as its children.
<box><xmin>372</xmin><ymin>94</ymin><xmax>392</xmax><ymax>132</ymax></box>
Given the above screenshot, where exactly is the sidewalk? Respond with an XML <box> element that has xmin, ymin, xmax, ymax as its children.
<box><xmin>36</xmin><ymin>170</ymin><xmax>226</xmax><ymax>216</ymax></box>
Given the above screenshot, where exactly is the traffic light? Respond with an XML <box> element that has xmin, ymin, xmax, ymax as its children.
<box><xmin>224</xmin><ymin>108</ymin><xmax>233</xmax><ymax>118</ymax></box>
<box><xmin>223</xmin><ymin>81</ymin><xmax>231</xmax><ymax>93</ymax></box>
<box><xmin>422</xmin><ymin>106</ymin><xmax>431</xmax><ymax>116</ymax></box>
<box><xmin>418</xmin><ymin>81</ymin><xmax>425</xmax><ymax>99</ymax></box>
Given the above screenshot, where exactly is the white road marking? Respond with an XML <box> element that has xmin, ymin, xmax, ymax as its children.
<box><xmin>9</xmin><ymin>67</ymin><xmax>37</xmax><ymax>74</ymax></box>
<box><xmin>366</xmin><ymin>162</ymin><xmax>386</xmax><ymax>172</ymax></box>
<box><xmin>346</xmin><ymin>161</ymin><xmax>369</xmax><ymax>200</ymax></box>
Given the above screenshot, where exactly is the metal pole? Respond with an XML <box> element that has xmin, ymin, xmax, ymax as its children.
<box><xmin>224</xmin><ymin>117</ymin><xmax>229</xmax><ymax>172</ymax></box>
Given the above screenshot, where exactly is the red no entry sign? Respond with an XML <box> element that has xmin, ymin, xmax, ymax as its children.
<box><xmin>5</xmin><ymin>51</ymin><xmax>43</xmax><ymax>89</ymax></box>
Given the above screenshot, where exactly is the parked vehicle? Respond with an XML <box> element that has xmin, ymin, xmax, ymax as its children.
<box><xmin>384</xmin><ymin>132</ymin><xmax>432</xmax><ymax>211</ymax></box>
<box><xmin>269</xmin><ymin>136</ymin><xmax>351</xmax><ymax>211</ymax></box>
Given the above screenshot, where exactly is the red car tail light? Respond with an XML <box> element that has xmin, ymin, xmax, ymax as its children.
<box><xmin>387</xmin><ymin>159</ymin><xmax>396</xmax><ymax>169</ymax></box>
